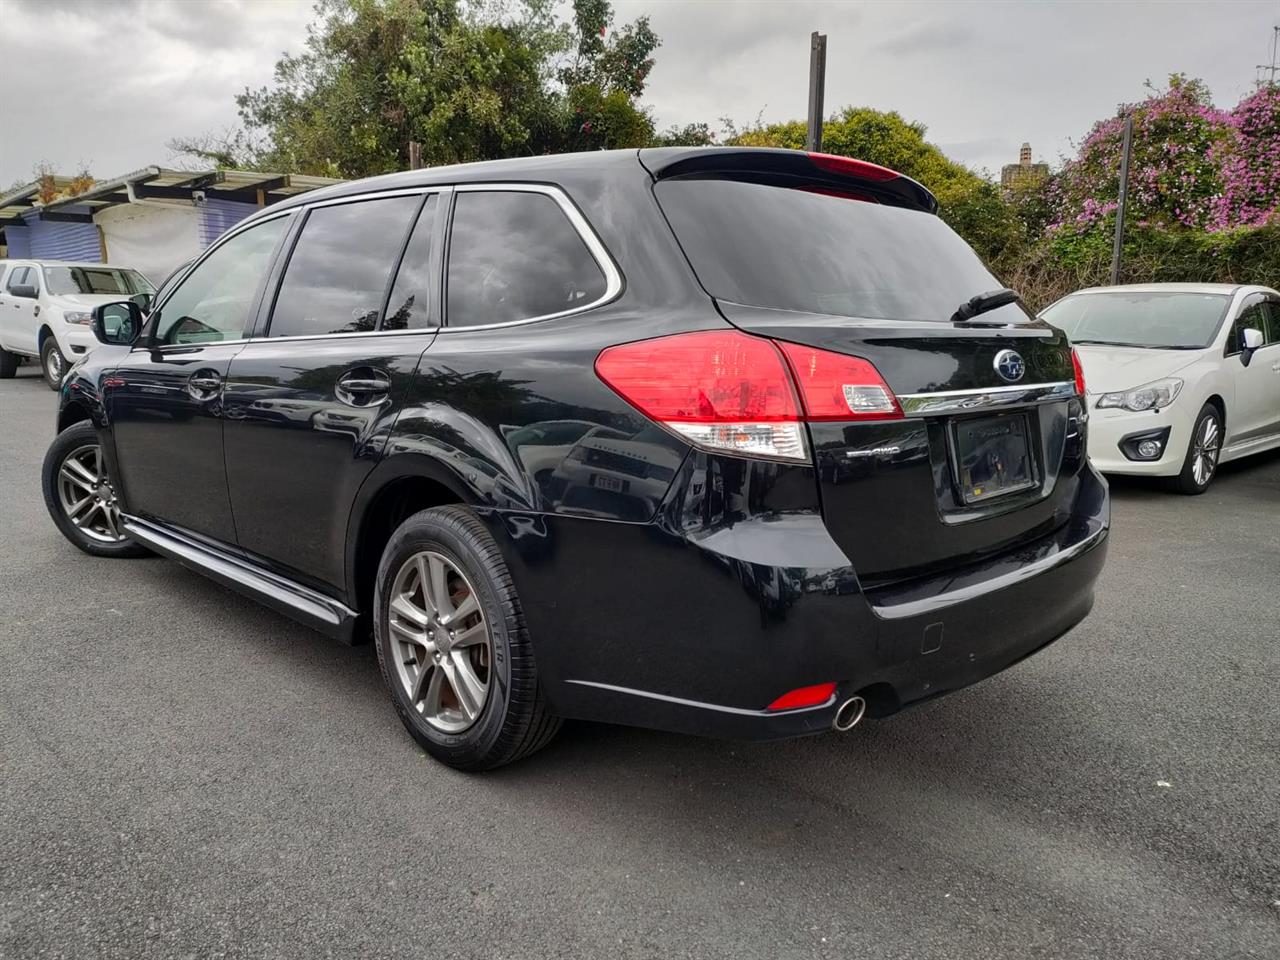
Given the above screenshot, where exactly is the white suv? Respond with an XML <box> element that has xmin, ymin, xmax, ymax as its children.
<box><xmin>0</xmin><ymin>260</ymin><xmax>155</xmax><ymax>389</ymax></box>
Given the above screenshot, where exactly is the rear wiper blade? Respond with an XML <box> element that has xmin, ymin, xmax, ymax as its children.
<box><xmin>951</xmin><ymin>288</ymin><xmax>1021</xmax><ymax>323</ymax></box>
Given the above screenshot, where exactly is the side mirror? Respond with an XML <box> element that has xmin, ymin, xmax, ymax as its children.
<box><xmin>130</xmin><ymin>292</ymin><xmax>154</xmax><ymax>314</ymax></box>
<box><xmin>1241</xmin><ymin>327</ymin><xmax>1264</xmax><ymax>351</ymax></box>
<box><xmin>91</xmin><ymin>301</ymin><xmax>144</xmax><ymax>346</ymax></box>
<box><xmin>9</xmin><ymin>282</ymin><xmax>37</xmax><ymax>299</ymax></box>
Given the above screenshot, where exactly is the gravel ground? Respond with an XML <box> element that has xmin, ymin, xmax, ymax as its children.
<box><xmin>2</xmin><ymin>364</ymin><xmax>1278</xmax><ymax>960</ymax></box>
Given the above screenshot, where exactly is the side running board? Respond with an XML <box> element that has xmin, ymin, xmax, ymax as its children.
<box><xmin>120</xmin><ymin>515</ymin><xmax>360</xmax><ymax>643</ymax></box>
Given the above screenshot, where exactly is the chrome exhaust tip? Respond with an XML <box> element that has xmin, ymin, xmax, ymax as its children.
<box><xmin>832</xmin><ymin>696</ymin><xmax>867</xmax><ymax>732</ymax></box>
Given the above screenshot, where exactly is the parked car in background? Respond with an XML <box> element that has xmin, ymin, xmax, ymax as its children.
<box><xmin>1041</xmin><ymin>283</ymin><xmax>1280</xmax><ymax>493</ymax></box>
<box><xmin>0</xmin><ymin>260</ymin><xmax>155</xmax><ymax>388</ymax></box>
<box><xmin>40</xmin><ymin>147</ymin><xmax>1108</xmax><ymax>770</ymax></box>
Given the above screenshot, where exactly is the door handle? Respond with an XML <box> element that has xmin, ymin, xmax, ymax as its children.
<box><xmin>335</xmin><ymin>369</ymin><xmax>392</xmax><ymax>407</ymax></box>
<box><xmin>338</xmin><ymin>377</ymin><xmax>391</xmax><ymax>394</ymax></box>
<box><xmin>187</xmin><ymin>369</ymin><xmax>223</xmax><ymax>400</ymax></box>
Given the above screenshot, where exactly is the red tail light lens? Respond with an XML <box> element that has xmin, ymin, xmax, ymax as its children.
<box><xmin>1071</xmin><ymin>347</ymin><xmax>1086</xmax><ymax>397</ymax></box>
<box><xmin>595</xmin><ymin>330</ymin><xmax>902</xmax><ymax>461</ymax></box>
<box><xmin>767</xmin><ymin>682</ymin><xmax>837</xmax><ymax>711</ymax></box>
<box><xmin>595</xmin><ymin>330</ymin><xmax>806</xmax><ymax>460</ymax></box>
<box><xmin>776</xmin><ymin>340</ymin><xmax>903</xmax><ymax>421</ymax></box>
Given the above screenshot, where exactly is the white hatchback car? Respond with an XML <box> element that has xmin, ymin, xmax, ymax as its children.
<box><xmin>1041</xmin><ymin>283</ymin><xmax>1280</xmax><ymax>493</ymax></box>
<box><xmin>0</xmin><ymin>260</ymin><xmax>155</xmax><ymax>389</ymax></box>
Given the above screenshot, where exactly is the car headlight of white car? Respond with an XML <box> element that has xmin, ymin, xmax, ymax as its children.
<box><xmin>1096</xmin><ymin>377</ymin><xmax>1183</xmax><ymax>412</ymax></box>
<box><xmin>61</xmin><ymin>310</ymin><xmax>94</xmax><ymax>325</ymax></box>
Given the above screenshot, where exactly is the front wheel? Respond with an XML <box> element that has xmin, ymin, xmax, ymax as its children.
<box><xmin>1168</xmin><ymin>404</ymin><xmax>1222</xmax><ymax>495</ymax></box>
<box><xmin>41</xmin><ymin>338</ymin><xmax>67</xmax><ymax>390</ymax></box>
<box><xmin>373</xmin><ymin>505</ymin><xmax>561</xmax><ymax>770</ymax></box>
<box><xmin>41</xmin><ymin>421</ymin><xmax>149</xmax><ymax>557</ymax></box>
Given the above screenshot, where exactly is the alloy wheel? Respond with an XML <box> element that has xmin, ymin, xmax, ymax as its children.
<box><xmin>387</xmin><ymin>550</ymin><xmax>492</xmax><ymax>733</ymax></box>
<box><xmin>57</xmin><ymin>444</ymin><xmax>125</xmax><ymax>543</ymax></box>
<box><xmin>1190</xmin><ymin>415</ymin><xmax>1220</xmax><ymax>487</ymax></box>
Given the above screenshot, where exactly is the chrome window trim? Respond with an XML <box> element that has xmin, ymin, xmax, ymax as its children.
<box><xmin>898</xmin><ymin>380</ymin><xmax>1076</xmax><ymax>416</ymax></box>
<box><xmin>437</xmin><ymin>182</ymin><xmax>624</xmax><ymax>333</ymax></box>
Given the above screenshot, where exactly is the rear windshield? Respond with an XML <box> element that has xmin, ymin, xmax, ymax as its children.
<box><xmin>1039</xmin><ymin>291</ymin><xmax>1230</xmax><ymax>349</ymax></box>
<box><xmin>43</xmin><ymin>266</ymin><xmax>153</xmax><ymax>296</ymax></box>
<box><xmin>655</xmin><ymin>178</ymin><xmax>1026</xmax><ymax>323</ymax></box>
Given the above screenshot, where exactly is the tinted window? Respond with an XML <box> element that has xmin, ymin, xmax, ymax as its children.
<box><xmin>1263</xmin><ymin>301</ymin><xmax>1280</xmax><ymax>345</ymax></box>
<box><xmin>270</xmin><ymin>196</ymin><xmax>420</xmax><ymax>338</ymax></box>
<box><xmin>157</xmin><ymin>216</ymin><xmax>288</xmax><ymax>345</ymax></box>
<box><xmin>1042</xmin><ymin>291</ymin><xmax>1231</xmax><ymax>350</ymax></box>
<box><xmin>655</xmin><ymin>178</ymin><xmax>1028</xmax><ymax>324</ymax></box>
<box><xmin>44</xmin><ymin>266</ymin><xmax>152</xmax><ymax>296</ymax></box>
<box><xmin>446</xmin><ymin>191</ymin><xmax>607</xmax><ymax>327</ymax></box>
<box><xmin>384</xmin><ymin>195</ymin><xmax>440</xmax><ymax>331</ymax></box>
<box><xmin>5</xmin><ymin>267</ymin><xmax>30</xmax><ymax>292</ymax></box>
<box><xmin>1226</xmin><ymin>298</ymin><xmax>1269</xmax><ymax>354</ymax></box>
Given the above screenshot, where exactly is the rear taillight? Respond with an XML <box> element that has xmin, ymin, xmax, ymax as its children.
<box><xmin>776</xmin><ymin>340</ymin><xmax>903</xmax><ymax>421</ymax></box>
<box><xmin>1071</xmin><ymin>347</ymin><xmax>1086</xmax><ymax>397</ymax></box>
<box><xmin>594</xmin><ymin>330</ymin><xmax>900</xmax><ymax>462</ymax></box>
<box><xmin>767</xmin><ymin>682</ymin><xmax>837</xmax><ymax>711</ymax></box>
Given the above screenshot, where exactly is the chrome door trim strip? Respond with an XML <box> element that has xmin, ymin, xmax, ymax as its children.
<box><xmin>898</xmin><ymin>380</ymin><xmax>1076</xmax><ymax>416</ymax></box>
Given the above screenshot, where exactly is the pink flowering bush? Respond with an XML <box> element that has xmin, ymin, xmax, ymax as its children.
<box><xmin>1209</xmin><ymin>86</ymin><xmax>1280</xmax><ymax>229</ymax></box>
<box><xmin>1051</xmin><ymin>76</ymin><xmax>1233</xmax><ymax>233</ymax></box>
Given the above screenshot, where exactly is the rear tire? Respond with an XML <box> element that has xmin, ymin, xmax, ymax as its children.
<box><xmin>373</xmin><ymin>505</ymin><xmax>561</xmax><ymax>770</ymax></box>
<box><xmin>42</xmin><ymin>421</ymin><xmax>150</xmax><ymax>558</ymax></box>
<box><xmin>1168</xmin><ymin>404</ymin><xmax>1221</xmax><ymax>495</ymax></box>
<box><xmin>40</xmin><ymin>338</ymin><xmax>66</xmax><ymax>390</ymax></box>
<box><xmin>0</xmin><ymin>346</ymin><xmax>17</xmax><ymax>379</ymax></box>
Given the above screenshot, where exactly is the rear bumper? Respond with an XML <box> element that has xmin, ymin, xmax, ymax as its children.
<box><xmin>487</xmin><ymin>459</ymin><xmax>1110</xmax><ymax>741</ymax></box>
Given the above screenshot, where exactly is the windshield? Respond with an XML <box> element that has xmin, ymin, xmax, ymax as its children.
<box><xmin>655</xmin><ymin>177</ymin><xmax>1028</xmax><ymax>324</ymax></box>
<box><xmin>1041</xmin><ymin>291</ymin><xmax>1230</xmax><ymax>349</ymax></box>
<box><xmin>43</xmin><ymin>266</ymin><xmax>154</xmax><ymax>297</ymax></box>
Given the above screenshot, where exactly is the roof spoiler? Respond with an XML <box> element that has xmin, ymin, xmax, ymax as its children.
<box><xmin>638</xmin><ymin>147</ymin><xmax>938</xmax><ymax>214</ymax></box>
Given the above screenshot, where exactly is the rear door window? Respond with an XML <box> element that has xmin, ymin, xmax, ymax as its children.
<box><xmin>383</xmin><ymin>195</ymin><xmax>441</xmax><ymax>331</ymax></box>
<box><xmin>445</xmin><ymin>190</ymin><xmax>608</xmax><ymax>328</ymax></box>
<box><xmin>269</xmin><ymin>195</ymin><xmax>421</xmax><ymax>338</ymax></box>
<box><xmin>656</xmin><ymin>178</ymin><xmax>1027</xmax><ymax>324</ymax></box>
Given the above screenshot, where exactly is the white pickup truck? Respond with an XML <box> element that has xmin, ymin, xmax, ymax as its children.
<box><xmin>0</xmin><ymin>260</ymin><xmax>154</xmax><ymax>388</ymax></box>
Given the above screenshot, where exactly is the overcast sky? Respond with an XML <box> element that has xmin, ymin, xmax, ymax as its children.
<box><xmin>1</xmin><ymin>0</ymin><xmax>1276</xmax><ymax>188</ymax></box>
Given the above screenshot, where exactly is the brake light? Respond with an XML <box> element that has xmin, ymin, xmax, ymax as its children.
<box><xmin>1071</xmin><ymin>347</ymin><xmax>1086</xmax><ymax>397</ymax></box>
<box><xmin>807</xmin><ymin>152</ymin><xmax>900</xmax><ymax>182</ymax></box>
<box><xmin>594</xmin><ymin>330</ymin><xmax>901</xmax><ymax>461</ymax></box>
<box><xmin>595</xmin><ymin>330</ymin><xmax>805</xmax><ymax>460</ymax></box>
<box><xmin>776</xmin><ymin>340</ymin><xmax>902</xmax><ymax>421</ymax></box>
<box><xmin>767</xmin><ymin>682</ymin><xmax>837</xmax><ymax>711</ymax></box>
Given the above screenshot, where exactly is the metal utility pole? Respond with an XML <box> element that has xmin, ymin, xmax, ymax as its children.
<box><xmin>806</xmin><ymin>32</ymin><xmax>827</xmax><ymax>152</ymax></box>
<box><xmin>1110</xmin><ymin>114</ymin><xmax>1133</xmax><ymax>285</ymax></box>
<box><xmin>1257</xmin><ymin>25</ymin><xmax>1279</xmax><ymax>88</ymax></box>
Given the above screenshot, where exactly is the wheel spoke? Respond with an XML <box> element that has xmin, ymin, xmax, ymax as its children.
<box><xmin>62</xmin><ymin>458</ymin><xmax>97</xmax><ymax>488</ymax></box>
<box><xmin>390</xmin><ymin>594</ymin><xmax>429</xmax><ymax>630</ymax></box>
<box><xmin>442</xmin><ymin>590</ymin><xmax>478</xmax><ymax>627</ymax></box>
<box><xmin>420</xmin><ymin>665</ymin><xmax>445</xmax><ymax>715</ymax></box>
<box><xmin>451</xmin><ymin>620</ymin><xmax>487</xmax><ymax>648</ymax></box>
<box><xmin>93</xmin><ymin>447</ymin><xmax>103</xmax><ymax>481</ymax></box>
<box><xmin>443</xmin><ymin>653</ymin><xmax>485</xmax><ymax>721</ymax></box>
<box><xmin>66</xmin><ymin>494</ymin><xmax>95</xmax><ymax>521</ymax></box>
<box><xmin>426</xmin><ymin>555</ymin><xmax>449</xmax><ymax>618</ymax></box>
<box><xmin>100</xmin><ymin>506</ymin><xmax>119</xmax><ymax>539</ymax></box>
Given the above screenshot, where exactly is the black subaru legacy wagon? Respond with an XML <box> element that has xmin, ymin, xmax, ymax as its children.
<box><xmin>43</xmin><ymin>148</ymin><xmax>1109</xmax><ymax>770</ymax></box>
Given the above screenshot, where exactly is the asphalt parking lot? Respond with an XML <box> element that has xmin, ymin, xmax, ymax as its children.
<box><xmin>1</xmin><ymin>363</ymin><xmax>1277</xmax><ymax>960</ymax></box>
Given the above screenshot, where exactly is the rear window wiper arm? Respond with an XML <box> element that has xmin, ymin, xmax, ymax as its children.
<box><xmin>951</xmin><ymin>288</ymin><xmax>1020</xmax><ymax>323</ymax></box>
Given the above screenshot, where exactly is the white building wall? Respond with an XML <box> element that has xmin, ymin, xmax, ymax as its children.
<box><xmin>96</xmin><ymin>202</ymin><xmax>202</xmax><ymax>284</ymax></box>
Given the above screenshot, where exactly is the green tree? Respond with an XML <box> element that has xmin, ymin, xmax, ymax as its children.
<box><xmin>173</xmin><ymin>0</ymin><xmax>662</xmax><ymax>178</ymax></box>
